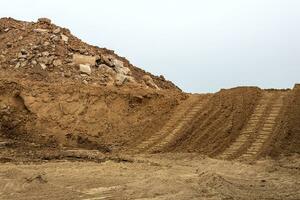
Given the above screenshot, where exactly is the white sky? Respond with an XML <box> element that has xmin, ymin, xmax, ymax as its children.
<box><xmin>1</xmin><ymin>0</ymin><xmax>300</xmax><ymax>92</ymax></box>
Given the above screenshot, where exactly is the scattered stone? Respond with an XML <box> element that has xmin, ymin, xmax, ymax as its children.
<box><xmin>4</xmin><ymin>28</ymin><xmax>10</xmax><ymax>32</ymax></box>
<box><xmin>143</xmin><ymin>75</ymin><xmax>160</xmax><ymax>90</ymax></box>
<box><xmin>33</xmin><ymin>28</ymin><xmax>49</xmax><ymax>33</ymax></box>
<box><xmin>115</xmin><ymin>74</ymin><xmax>127</xmax><ymax>86</ymax></box>
<box><xmin>53</xmin><ymin>59</ymin><xmax>62</xmax><ymax>67</ymax></box>
<box><xmin>61</xmin><ymin>34</ymin><xmax>69</xmax><ymax>42</ymax></box>
<box><xmin>20</xmin><ymin>61</ymin><xmax>27</xmax><ymax>68</ymax></box>
<box><xmin>38</xmin><ymin>18</ymin><xmax>51</xmax><ymax>24</ymax></box>
<box><xmin>82</xmin><ymin>80</ymin><xmax>88</xmax><ymax>85</ymax></box>
<box><xmin>31</xmin><ymin>60</ymin><xmax>37</xmax><ymax>65</ymax></box>
<box><xmin>64</xmin><ymin>70</ymin><xmax>72</xmax><ymax>78</ymax></box>
<box><xmin>18</xmin><ymin>36</ymin><xmax>23</xmax><ymax>41</ymax></box>
<box><xmin>79</xmin><ymin>64</ymin><xmax>91</xmax><ymax>75</ymax></box>
<box><xmin>40</xmin><ymin>63</ymin><xmax>47</xmax><ymax>70</ymax></box>
<box><xmin>73</xmin><ymin>54</ymin><xmax>96</xmax><ymax>66</ymax></box>
<box><xmin>43</xmin><ymin>41</ymin><xmax>50</xmax><ymax>46</ymax></box>
<box><xmin>102</xmin><ymin>55</ymin><xmax>114</xmax><ymax>67</ymax></box>
<box><xmin>6</xmin><ymin>43</ymin><xmax>12</xmax><ymax>48</ymax></box>
<box><xmin>14</xmin><ymin>62</ymin><xmax>20</xmax><ymax>69</ymax></box>
<box><xmin>42</xmin><ymin>51</ymin><xmax>50</xmax><ymax>57</ymax></box>
<box><xmin>53</xmin><ymin>28</ymin><xmax>61</xmax><ymax>34</ymax></box>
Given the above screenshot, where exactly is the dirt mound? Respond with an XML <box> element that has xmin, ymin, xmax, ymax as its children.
<box><xmin>0</xmin><ymin>79</ymin><xmax>185</xmax><ymax>152</ymax></box>
<box><xmin>0</xmin><ymin>17</ymin><xmax>179</xmax><ymax>90</ymax></box>
<box><xmin>147</xmin><ymin>87</ymin><xmax>263</xmax><ymax>154</ymax></box>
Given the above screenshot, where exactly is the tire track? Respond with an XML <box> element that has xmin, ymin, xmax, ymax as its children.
<box><xmin>238</xmin><ymin>92</ymin><xmax>287</xmax><ymax>161</ymax></box>
<box><xmin>130</xmin><ymin>95</ymin><xmax>206</xmax><ymax>154</ymax></box>
<box><xmin>217</xmin><ymin>92</ymin><xmax>274</xmax><ymax>160</ymax></box>
<box><xmin>148</xmin><ymin>97</ymin><xmax>209</xmax><ymax>153</ymax></box>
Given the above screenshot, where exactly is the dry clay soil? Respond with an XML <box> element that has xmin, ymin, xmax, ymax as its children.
<box><xmin>0</xmin><ymin>18</ymin><xmax>300</xmax><ymax>199</ymax></box>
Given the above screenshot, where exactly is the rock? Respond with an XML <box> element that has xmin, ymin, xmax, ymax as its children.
<box><xmin>33</xmin><ymin>29</ymin><xmax>49</xmax><ymax>33</ymax></box>
<box><xmin>14</xmin><ymin>62</ymin><xmax>20</xmax><ymax>69</ymax></box>
<box><xmin>42</xmin><ymin>51</ymin><xmax>50</xmax><ymax>57</ymax></box>
<box><xmin>102</xmin><ymin>55</ymin><xmax>114</xmax><ymax>67</ymax></box>
<box><xmin>82</xmin><ymin>80</ymin><xmax>88</xmax><ymax>85</ymax></box>
<box><xmin>64</xmin><ymin>70</ymin><xmax>72</xmax><ymax>77</ymax></box>
<box><xmin>31</xmin><ymin>60</ymin><xmax>37</xmax><ymax>65</ymax></box>
<box><xmin>116</xmin><ymin>66</ymin><xmax>130</xmax><ymax>75</ymax></box>
<box><xmin>143</xmin><ymin>75</ymin><xmax>160</xmax><ymax>90</ymax></box>
<box><xmin>43</xmin><ymin>41</ymin><xmax>50</xmax><ymax>46</ymax></box>
<box><xmin>79</xmin><ymin>64</ymin><xmax>91</xmax><ymax>75</ymax></box>
<box><xmin>20</xmin><ymin>61</ymin><xmax>27</xmax><ymax>68</ymax></box>
<box><xmin>38</xmin><ymin>18</ymin><xmax>51</xmax><ymax>24</ymax></box>
<box><xmin>6</xmin><ymin>43</ymin><xmax>12</xmax><ymax>48</ymax></box>
<box><xmin>53</xmin><ymin>28</ymin><xmax>61</xmax><ymax>34</ymax></box>
<box><xmin>61</xmin><ymin>34</ymin><xmax>69</xmax><ymax>42</ymax></box>
<box><xmin>40</xmin><ymin>63</ymin><xmax>47</xmax><ymax>70</ymax></box>
<box><xmin>4</xmin><ymin>28</ymin><xmax>10</xmax><ymax>32</ymax></box>
<box><xmin>53</xmin><ymin>59</ymin><xmax>62</xmax><ymax>67</ymax></box>
<box><xmin>115</xmin><ymin>74</ymin><xmax>127</xmax><ymax>86</ymax></box>
<box><xmin>73</xmin><ymin>54</ymin><xmax>96</xmax><ymax>66</ymax></box>
<box><xmin>99</xmin><ymin>64</ymin><xmax>116</xmax><ymax>76</ymax></box>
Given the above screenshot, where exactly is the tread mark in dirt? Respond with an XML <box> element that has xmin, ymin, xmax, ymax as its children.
<box><xmin>238</xmin><ymin>92</ymin><xmax>287</xmax><ymax>161</ymax></box>
<box><xmin>218</xmin><ymin>91</ymin><xmax>288</xmax><ymax>161</ymax></box>
<box><xmin>147</xmin><ymin>96</ymin><xmax>209</xmax><ymax>153</ymax></box>
<box><xmin>132</xmin><ymin>95</ymin><xmax>207</xmax><ymax>154</ymax></box>
<box><xmin>217</xmin><ymin>92</ymin><xmax>274</xmax><ymax>160</ymax></box>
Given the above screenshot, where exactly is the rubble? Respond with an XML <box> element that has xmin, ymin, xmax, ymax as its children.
<box><xmin>0</xmin><ymin>17</ymin><xmax>180</xmax><ymax>91</ymax></box>
<box><xmin>79</xmin><ymin>64</ymin><xmax>91</xmax><ymax>75</ymax></box>
<box><xmin>73</xmin><ymin>54</ymin><xmax>96</xmax><ymax>66</ymax></box>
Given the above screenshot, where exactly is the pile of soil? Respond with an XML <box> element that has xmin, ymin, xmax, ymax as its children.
<box><xmin>270</xmin><ymin>84</ymin><xmax>300</xmax><ymax>156</ymax></box>
<box><xmin>167</xmin><ymin>87</ymin><xmax>262</xmax><ymax>154</ymax></box>
<box><xmin>0</xmin><ymin>17</ymin><xmax>179</xmax><ymax>90</ymax></box>
<box><xmin>0</xmin><ymin>17</ymin><xmax>299</xmax><ymax>159</ymax></box>
<box><xmin>0</xmin><ymin>17</ymin><xmax>184</xmax><ymax>152</ymax></box>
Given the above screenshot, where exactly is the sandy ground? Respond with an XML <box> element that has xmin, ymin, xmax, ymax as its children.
<box><xmin>0</xmin><ymin>153</ymin><xmax>299</xmax><ymax>200</ymax></box>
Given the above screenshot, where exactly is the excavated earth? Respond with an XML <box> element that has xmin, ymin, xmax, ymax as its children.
<box><xmin>0</xmin><ymin>18</ymin><xmax>299</xmax><ymax>200</ymax></box>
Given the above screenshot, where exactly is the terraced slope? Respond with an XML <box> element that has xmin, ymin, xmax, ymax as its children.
<box><xmin>217</xmin><ymin>91</ymin><xmax>288</xmax><ymax>161</ymax></box>
<box><xmin>130</xmin><ymin>95</ymin><xmax>208</xmax><ymax>154</ymax></box>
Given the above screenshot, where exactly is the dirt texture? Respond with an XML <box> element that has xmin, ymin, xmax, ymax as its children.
<box><xmin>0</xmin><ymin>17</ymin><xmax>299</xmax><ymax>200</ymax></box>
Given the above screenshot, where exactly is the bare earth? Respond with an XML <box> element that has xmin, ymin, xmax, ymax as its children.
<box><xmin>0</xmin><ymin>153</ymin><xmax>299</xmax><ymax>200</ymax></box>
<box><xmin>1</xmin><ymin>18</ymin><xmax>300</xmax><ymax>200</ymax></box>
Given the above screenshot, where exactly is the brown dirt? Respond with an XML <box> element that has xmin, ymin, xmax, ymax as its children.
<box><xmin>0</xmin><ymin>17</ymin><xmax>299</xmax><ymax>200</ymax></box>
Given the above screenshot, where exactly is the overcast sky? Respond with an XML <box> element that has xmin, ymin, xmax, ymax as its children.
<box><xmin>1</xmin><ymin>0</ymin><xmax>299</xmax><ymax>92</ymax></box>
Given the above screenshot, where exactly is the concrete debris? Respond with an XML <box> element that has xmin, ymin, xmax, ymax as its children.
<box><xmin>79</xmin><ymin>64</ymin><xmax>91</xmax><ymax>75</ymax></box>
<box><xmin>0</xmin><ymin>17</ymin><xmax>177</xmax><ymax>90</ymax></box>
<box><xmin>40</xmin><ymin>63</ymin><xmax>47</xmax><ymax>70</ymax></box>
<box><xmin>53</xmin><ymin>59</ymin><xmax>62</xmax><ymax>67</ymax></box>
<box><xmin>33</xmin><ymin>29</ymin><xmax>49</xmax><ymax>33</ymax></box>
<box><xmin>73</xmin><ymin>54</ymin><xmax>96</xmax><ymax>66</ymax></box>
<box><xmin>53</xmin><ymin>28</ymin><xmax>61</xmax><ymax>34</ymax></box>
<box><xmin>61</xmin><ymin>34</ymin><xmax>69</xmax><ymax>42</ymax></box>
